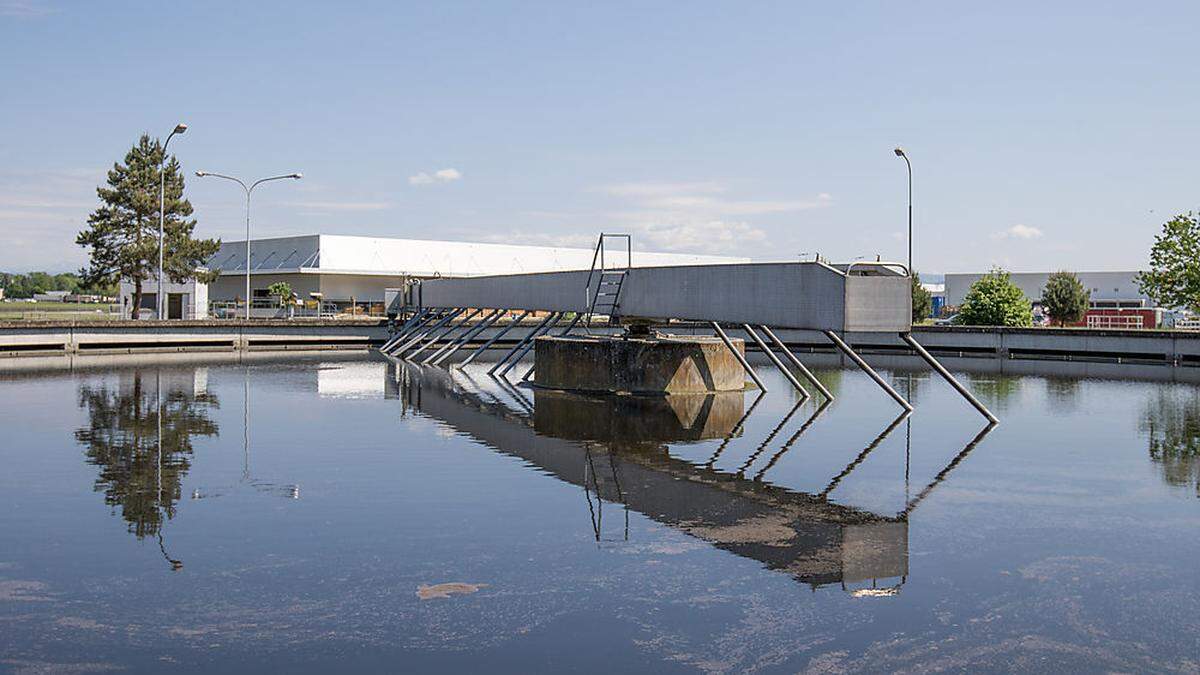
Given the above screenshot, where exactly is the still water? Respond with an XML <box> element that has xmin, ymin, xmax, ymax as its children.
<box><xmin>0</xmin><ymin>353</ymin><xmax>1198</xmax><ymax>673</ymax></box>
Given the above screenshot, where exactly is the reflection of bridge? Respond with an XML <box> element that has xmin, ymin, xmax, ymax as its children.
<box><xmin>388</xmin><ymin>363</ymin><xmax>992</xmax><ymax>591</ymax></box>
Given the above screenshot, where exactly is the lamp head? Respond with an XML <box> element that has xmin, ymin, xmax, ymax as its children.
<box><xmin>894</xmin><ymin>146</ymin><xmax>906</xmax><ymax>157</ymax></box>
<box><xmin>289</xmin><ymin>173</ymin><xmax>303</xmax><ymax>179</ymax></box>
<box><xmin>194</xmin><ymin>170</ymin><xmax>208</xmax><ymax>177</ymax></box>
<box><xmin>174</xmin><ymin>123</ymin><xmax>188</xmax><ymax>134</ymax></box>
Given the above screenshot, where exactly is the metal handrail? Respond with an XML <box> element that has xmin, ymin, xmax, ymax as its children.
<box><xmin>842</xmin><ymin>260</ymin><xmax>910</xmax><ymax>277</ymax></box>
<box><xmin>584</xmin><ymin>233</ymin><xmax>632</xmax><ymax>326</ymax></box>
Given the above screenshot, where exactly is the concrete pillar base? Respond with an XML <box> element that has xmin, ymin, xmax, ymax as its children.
<box><xmin>533</xmin><ymin>333</ymin><xmax>746</xmax><ymax>394</ymax></box>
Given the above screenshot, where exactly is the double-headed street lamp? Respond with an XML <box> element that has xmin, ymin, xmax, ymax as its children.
<box><xmin>194</xmin><ymin>171</ymin><xmax>302</xmax><ymax>319</ymax></box>
<box><xmin>894</xmin><ymin>146</ymin><xmax>913</xmax><ymax>275</ymax></box>
<box><xmin>159</xmin><ymin>123</ymin><xmax>187</xmax><ymax>320</ymax></box>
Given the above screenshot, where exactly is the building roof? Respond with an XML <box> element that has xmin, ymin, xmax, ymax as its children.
<box><xmin>207</xmin><ymin>234</ymin><xmax>750</xmax><ymax>278</ymax></box>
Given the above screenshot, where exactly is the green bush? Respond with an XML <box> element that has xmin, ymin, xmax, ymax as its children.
<box><xmin>911</xmin><ymin>271</ymin><xmax>932</xmax><ymax>322</ymax></box>
<box><xmin>955</xmin><ymin>269</ymin><xmax>1032</xmax><ymax>327</ymax></box>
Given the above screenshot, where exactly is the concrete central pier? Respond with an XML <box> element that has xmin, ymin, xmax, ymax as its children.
<box><xmin>533</xmin><ymin>333</ymin><xmax>747</xmax><ymax>393</ymax></box>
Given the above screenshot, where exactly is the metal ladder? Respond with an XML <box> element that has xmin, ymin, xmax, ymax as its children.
<box><xmin>584</xmin><ymin>233</ymin><xmax>631</xmax><ymax>328</ymax></box>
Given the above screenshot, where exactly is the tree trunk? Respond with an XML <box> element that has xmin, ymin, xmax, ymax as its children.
<box><xmin>132</xmin><ymin>278</ymin><xmax>143</xmax><ymax>320</ymax></box>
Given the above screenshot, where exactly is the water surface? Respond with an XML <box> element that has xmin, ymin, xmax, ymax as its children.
<box><xmin>0</xmin><ymin>353</ymin><xmax>1198</xmax><ymax>673</ymax></box>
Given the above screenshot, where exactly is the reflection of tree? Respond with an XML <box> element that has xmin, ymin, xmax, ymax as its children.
<box><xmin>812</xmin><ymin>368</ymin><xmax>842</xmax><ymax>398</ymax></box>
<box><xmin>1140</xmin><ymin>390</ymin><xmax>1200</xmax><ymax>497</ymax></box>
<box><xmin>76</xmin><ymin>371</ymin><xmax>219</xmax><ymax>538</ymax></box>
<box><xmin>892</xmin><ymin>371</ymin><xmax>932</xmax><ymax>406</ymax></box>
<box><xmin>1044</xmin><ymin>377</ymin><xmax>1082</xmax><ymax>414</ymax></box>
<box><xmin>965</xmin><ymin>373</ymin><xmax>1022</xmax><ymax>407</ymax></box>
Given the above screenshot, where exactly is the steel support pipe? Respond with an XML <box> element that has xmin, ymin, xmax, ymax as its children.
<box><xmin>393</xmin><ymin>309</ymin><xmax>463</xmax><ymax>357</ymax></box>
<box><xmin>759</xmin><ymin>325</ymin><xmax>834</xmax><ymax>401</ymax></box>
<box><xmin>408</xmin><ymin>309</ymin><xmax>481</xmax><ymax>361</ymax></box>
<box><xmin>519</xmin><ymin>312</ymin><xmax>584</xmax><ymax>382</ymax></box>
<box><xmin>433</xmin><ymin>309</ymin><xmax>506</xmax><ymax>366</ymax></box>
<box><xmin>900</xmin><ymin>332</ymin><xmax>999</xmax><ymax>423</ymax></box>
<box><xmin>743</xmin><ymin>324</ymin><xmax>808</xmax><ymax>398</ymax></box>
<box><xmin>384</xmin><ymin>309</ymin><xmax>432</xmax><ymax>348</ymax></box>
<box><xmin>381</xmin><ymin>309</ymin><xmax>437</xmax><ymax>354</ymax></box>
<box><xmin>824</xmin><ymin>330</ymin><xmax>913</xmax><ymax>412</ymax></box>
<box><xmin>489</xmin><ymin>309</ymin><xmax>559</xmax><ymax>372</ymax></box>
<box><xmin>380</xmin><ymin>309</ymin><xmax>430</xmax><ymax>353</ymax></box>
<box><xmin>458</xmin><ymin>311</ymin><xmax>531</xmax><ymax>368</ymax></box>
<box><xmin>500</xmin><ymin>312</ymin><xmax>564</xmax><ymax>377</ymax></box>
<box><xmin>426</xmin><ymin>308</ymin><xmax>504</xmax><ymax>365</ymax></box>
<box><xmin>711</xmin><ymin>322</ymin><xmax>767</xmax><ymax>393</ymax></box>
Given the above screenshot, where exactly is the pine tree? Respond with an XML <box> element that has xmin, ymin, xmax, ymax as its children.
<box><xmin>76</xmin><ymin>134</ymin><xmax>220</xmax><ymax>318</ymax></box>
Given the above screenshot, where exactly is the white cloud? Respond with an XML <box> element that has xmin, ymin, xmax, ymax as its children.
<box><xmin>0</xmin><ymin>0</ymin><xmax>55</xmax><ymax>17</ymax></box>
<box><xmin>482</xmin><ymin>231</ymin><xmax>599</xmax><ymax>249</ymax></box>
<box><xmin>284</xmin><ymin>200</ymin><xmax>393</xmax><ymax>212</ymax></box>
<box><xmin>992</xmin><ymin>224</ymin><xmax>1044</xmax><ymax>240</ymax></box>
<box><xmin>631</xmin><ymin>219</ymin><xmax>767</xmax><ymax>253</ymax></box>
<box><xmin>472</xmin><ymin>179</ymin><xmax>829</xmax><ymax>257</ymax></box>
<box><xmin>0</xmin><ymin>168</ymin><xmax>101</xmax><ymax>271</ymax></box>
<box><xmin>600</xmin><ymin>181</ymin><xmax>726</xmax><ymax>198</ymax></box>
<box><xmin>601</xmin><ymin>180</ymin><xmax>828</xmax><ymax>253</ymax></box>
<box><xmin>409</xmin><ymin>168</ymin><xmax>462</xmax><ymax>186</ymax></box>
<box><xmin>602</xmin><ymin>180</ymin><xmax>831</xmax><ymax>220</ymax></box>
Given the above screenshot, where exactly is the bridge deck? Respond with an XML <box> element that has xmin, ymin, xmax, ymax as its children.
<box><xmin>410</xmin><ymin>261</ymin><xmax>911</xmax><ymax>333</ymax></box>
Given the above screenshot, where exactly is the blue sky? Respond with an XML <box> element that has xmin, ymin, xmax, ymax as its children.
<box><xmin>1</xmin><ymin>1</ymin><xmax>1197</xmax><ymax>274</ymax></box>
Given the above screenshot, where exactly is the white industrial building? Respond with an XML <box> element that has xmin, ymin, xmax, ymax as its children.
<box><xmin>204</xmin><ymin>234</ymin><xmax>748</xmax><ymax>310</ymax></box>
<box><xmin>944</xmin><ymin>271</ymin><xmax>1150</xmax><ymax>309</ymax></box>
<box><xmin>118</xmin><ymin>275</ymin><xmax>209</xmax><ymax>319</ymax></box>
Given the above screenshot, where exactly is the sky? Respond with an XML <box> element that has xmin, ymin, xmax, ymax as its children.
<box><xmin>1</xmin><ymin>1</ymin><xmax>1197</xmax><ymax>275</ymax></box>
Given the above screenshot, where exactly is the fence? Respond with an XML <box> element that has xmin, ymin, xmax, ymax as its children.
<box><xmin>208</xmin><ymin>300</ymin><xmax>342</xmax><ymax>319</ymax></box>
<box><xmin>1087</xmin><ymin>314</ymin><xmax>1144</xmax><ymax>329</ymax></box>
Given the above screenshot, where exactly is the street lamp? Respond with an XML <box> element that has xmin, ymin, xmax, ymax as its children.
<box><xmin>894</xmin><ymin>146</ymin><xmax>912</xmax><ymax>275</ymax></box>
<box><xmin>159</xmin><ymin>123</ymin><xmax>187</xmax><ymax>320</ymax></box>
<box><xmin>194</xmin><ymin>171</ymin><xmax>302</xmax><ymax>319</ymax></box>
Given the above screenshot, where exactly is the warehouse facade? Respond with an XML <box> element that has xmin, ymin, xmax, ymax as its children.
<box><xmin>204</xmin><ymin>234</ymin><xmax>748</xmax><ymax>313</ymax></box>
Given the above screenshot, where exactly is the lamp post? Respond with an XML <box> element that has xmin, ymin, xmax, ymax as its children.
<box><xmin>194</xmin><ymin>171</ymin><xmax>302</xmax><ymax>319</ymax></box>
<box><xmin>894</xmin><ymin>147</ymin><xmax>912</xmax><ymax>275</ymax></box>
<box><xmin>159</xmin><ymin>123</ymin><xmax>187</xmax><ymax>320</ymax></box>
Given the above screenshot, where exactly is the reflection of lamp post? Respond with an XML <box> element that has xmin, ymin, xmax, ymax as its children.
<box><xmin>155</xmin><ymin>367</ymin><xmax>183</xmax><ymax>570</ymax></box>
<box><xmin>190</xmin><ymin>365</ymin><xmax>299</xmax><ymax>501</ymax></box>
<box><xmin>159</xmin><ymin>123</ymin><xmax>187</xmax><ymax>320</ymax></box>
<box><xmin>894</xmin><ymin>147</ymin><xmax>912</xmax><ymax>274</ymax></box>
<box><xmin>244</xmin><ymin>364</ymin><xmax>251</xmax><ymax>482</ymax></box>
<box><xmin>194</xmin><ymin>171</ymin><xmax>302</xmax><ymax>319</ymax></box>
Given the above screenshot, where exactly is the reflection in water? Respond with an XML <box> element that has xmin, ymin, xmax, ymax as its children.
<box><xmin>389</xmin><ymin>363</ymin><xmax>995</xmax><ymax>592</ymax></box>
<box><xmin>1141</xmin><ymin>389</ymin><xmax>1200</xmax><ymax>497</ymax></box>
<box><xmin>753</xmin><ymin>401</ymin><xmax>831</xmax><ymax>480</ymax></box>
<box><xmin>76</xmin><ymin>369</ymin><xmax>219</xmax><ymax>562</ymax></box>
<box><xmin>189</xmin><ymin>366</ymin><xmax>301</xmax><ymax>500</ymax></box>
<box><xmin>74</xmin><ymin>364</ymin><xmax>303</xmax><ymax>570</ymax></box>
<box><xmin>893</xmin><ymin>370</ymin><xmax>933</xmax><ymax>406</ymax></box>
<box><xmin>1045</xmin><ymin>377</ymin><xmax>1083</xmax><ymax>414</ymax></box>
<box><xmin>821</xmin><ymin>412</ymin><xmax>910</xmax><ymax>499</ymax></box>
<box><xmin>965</xmin><ymin>372</ymin><xmax>1024</xmax><ymax>407</ymax></box>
